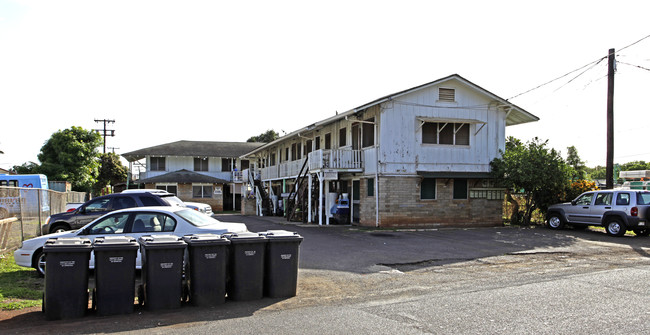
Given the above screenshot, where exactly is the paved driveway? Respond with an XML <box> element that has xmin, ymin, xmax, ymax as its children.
<box><xmin>3</xmin><ymin>214</ymin><xmax>650</xmax><ymax>334</ymax></box>
<box><xmin>217</xmin><ymin>214</ymin><xmax>637</xmax><ymax>273</ymax></box>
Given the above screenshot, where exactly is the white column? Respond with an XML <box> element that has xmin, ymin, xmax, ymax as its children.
<box><xmin>308</xmin><ymin>173</ymin><xmax>312</xmax><ymax>223</ymax></box>
<box><xmin>318</xmin><ymin>172</ymin><xmax>323</xmax><ymax>226</ymax></box>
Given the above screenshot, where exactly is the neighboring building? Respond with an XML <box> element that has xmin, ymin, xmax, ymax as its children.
<box><xmin>122</xmin><ymin>141</ymin><xmax>263</xmax><ymax>212</ymax></box>
<box><xmin>241</xmin><ymin>74</ymin><xmax>539</xmax><ymax>228</ymax></box>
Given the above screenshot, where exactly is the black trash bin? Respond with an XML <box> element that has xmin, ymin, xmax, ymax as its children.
<box><xmin>92</xmin><ymin>236</ymin><xmax>139</xmax><ymax>316</ymax></box>
<box><xmin>225</xmin><ymin>232</ymin><xmax>267</xmax><ymax>301</ymax></box>
<box><xmin>138</xmin><ymin>235</ymin><xmax>186</xmax><ymax>310</ymax></box>
<box><xmin>42</xmin><ymin>237</ymin><xmax>92</xmax><ymax>320</ymax></box>
<box><xmin>182</xmin><ymin>234</ymin><xmax>230</xmax><ymax>306</ymax></box>
<box><xmin>260</xmin><ymin>230</ymin><xmax>303</xmax><ymax>298</ymax></box>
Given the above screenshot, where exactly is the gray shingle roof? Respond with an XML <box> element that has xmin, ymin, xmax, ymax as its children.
<box><xmin>137</xmin><ymin>169</ymin><xmax>230</xmax><ymax>184</ymax></box>
<box><xmin>122</xmin><ymin>140</ymin><xmax>264</xmax><ymax>162</ymax></box>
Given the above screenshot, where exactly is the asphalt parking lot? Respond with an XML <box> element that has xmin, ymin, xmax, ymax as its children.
<box><xmin>2</xmin><ymin>214</ymin><xmax>650</xmax><ymax>334</ymax></box>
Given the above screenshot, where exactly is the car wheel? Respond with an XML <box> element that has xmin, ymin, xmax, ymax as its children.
<box><xmin>34</xmin><ymin>249</ymin><xmax>46</xmax><ymax>277</ymax></box>
<box><xmin>547</xmin><ymin>214</ymin><xmax>564</xmax><ymax>229</ymax></box>
<box><xmin>605</xmin><ymin>219</ymin><xmax>626</xmax><ymax>237</ymax></box>
<box><xmin>50</xmin><ymin>224</ymin><xmax>70</xmax><ymax>234</ymax></box>
<box><xmin>633</xmin><ymin>228</ymin><xmax>650</xmax><ymax>237</ymax></box>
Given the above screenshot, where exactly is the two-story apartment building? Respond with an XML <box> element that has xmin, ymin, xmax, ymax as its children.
<box><xmin>122</xmin><ymin>140</ymin><xmax>263</xmax><ymax>211</ymax></box>
<box><xmin>241</xmin><ymin>74</ymin><xmax>539</xmax><ymax>228</ymax></box>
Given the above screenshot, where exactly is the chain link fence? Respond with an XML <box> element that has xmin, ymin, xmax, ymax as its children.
<box><xmin>0</xmin><ymin>186</ymin><xmax>87</xmax><ymax>252</ymax></box>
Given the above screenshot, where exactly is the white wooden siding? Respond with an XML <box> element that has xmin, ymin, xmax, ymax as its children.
<box><xmin>378</xmin><ymin>79</ymin><xmax>505</xmax><ymax>174</ymax></box>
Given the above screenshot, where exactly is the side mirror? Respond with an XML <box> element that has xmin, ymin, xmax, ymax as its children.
<box><xmin>571</xmin><ymin>200</ymin><xmax>577</xmax><ymax>206</ymax></box>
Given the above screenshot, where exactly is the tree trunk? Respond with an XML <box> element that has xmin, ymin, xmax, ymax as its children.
<box><xmin>505</xmin><ymin>189</ymin><xmax>520</xmax><ymax>224</ymax></box>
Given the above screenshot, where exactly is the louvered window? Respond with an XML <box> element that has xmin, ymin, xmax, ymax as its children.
<box><xmin>439</xmin><ymin>88</ymin><xmax>455</xmax><ymax>102</ymax></box>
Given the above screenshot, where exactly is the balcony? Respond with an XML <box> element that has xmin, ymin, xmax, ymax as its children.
<box><xmin>251</xmin><ymin>149</ymin><xmax>365</xmax><ymax>181</ymax></box>
<box><xmin>308</xmin><ymin>149</ymin><xmax>363</xmax><ymax>171</ymax></box>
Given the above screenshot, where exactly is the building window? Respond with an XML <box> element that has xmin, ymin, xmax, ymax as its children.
<box><xmin>422</xmin><ymin>122</ymin><xmax>470</xmax><ymax>146</ymax></box>
<box><xmin>291</xmin><ymin>143</ymin><xmax>301</xmax><ymax>161</ymax></box>
<box><xmin>362</xmin><ymin>118</ymin><xmax>375</xmax><ymax>148</ymax></box>
<box><xmin>156</xmin><ymin>184</ymin><xmax>177</xmax><ymax>195</ymax></box>
<box><xmin>150</xmin><ymin>157</ymin><xmax>166</xmax><ymax>171</ymax></box>
<box><xmin>439</xmin><ymin>88</ymin><xmax>455</xmax><ymax>102</ymax></box>
<box><xmin>453</xmin><ymin>179</ymin><xmax>468</xmax><ymax>199</ymax></box>
<box><xmin>194</xmin><ymin>158</ymin><xmax>209</xmax><ymax>172</ymax></box>
<box><xmin>221</xmin><ymin>158</ymin><xmax>232</xmax><ymax>172</ymax></box>
<box><xmin>421</xmin><ymin>178</ymin><xmax>436</xmax><ymax>200</ymax></box>
<box><xmin>270</xmin><ymin>154</ymin><xmax>276</xmax><ymax>166</ymax></box>
<box><xmin>0</xmin><ymin>180</ymin><xmax>18</xmax><ymax>187</ymax></box>
<box><xmin>241</xmin><ymin>159</ymin><xmax>249</xmax><ymax>170</ymax></box>
<box><xmin>305</xmin><ymin>140</ymin><xmax>313</xmax><ymax>155</ymax></box>
<box><xmin>339</xmin><ymin>127</ymin><xmax>347</xmax><ymax>147</ymax></box>
<box><xmin>367</xmin><ymin>178</ymin><xmax>374</xmax><ymax>197</ymax></box>
<box><xmin>315</xmin><ymin>136</ymin><xmax>321</xmax><ymax>150</ymax></box>
<box><xmin>193</xmin><ymin>184</ymin><xmax>213</xmax><ymax>198</ymax></box>
<box><xmin>325</xmin><ymin>133</ymin><xmax>331</xmax><ymax>150</ymax></box>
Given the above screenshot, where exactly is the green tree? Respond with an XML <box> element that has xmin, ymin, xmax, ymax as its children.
<box><xmin>11</xmin><ymin>162</ymin><xmax>40</xmax><ymax>174</ymax></box>
<box><xmin>93</xmin><ymin>153</ymin><xmax>128</xmax><ymax>195</ymax></box>
<box><xmin>37</xmin><ymin>126</ymin><xmax>103</xmax><ymax>192</ymax></box>
<box><xmin>247</xmin><ymin>130</ymin><xmax>280</xmax><ymax>143</ymax></box>
<box><xmin>619</xmin><ymin>160</ymin><xmax>650</xmax><ymax>171</ymax></box>
<box><xmin>490</xmin><ymin>137</ymin><xmax>570</xmax><ymax>225</ymax></box>
<box><xmin>566</xmin><ymin>146</ymin><xmax>586</xmax><ymax>181</ymax></box>
<box><xmin>586</xmin><ymin>165</ymin><xmax>606</xmax><ymax>180</ymax></box>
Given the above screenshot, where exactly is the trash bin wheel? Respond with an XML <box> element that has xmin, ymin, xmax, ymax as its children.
<box><xmin>91</xmin><ymin>289</ymin><xmax>96</xmax><ymax>311</ymax></box>
<box><xmin>137</xmin><ymin>285</ymin><xmax>145</xmax><ymax>306</ymax></box>
<box><xmin>182</xmin><ymin>283</ymin><xmax>190</xmax><ymax>303</ymax></box>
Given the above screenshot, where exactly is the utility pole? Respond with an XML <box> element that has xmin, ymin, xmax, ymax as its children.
<box><xmin>94</xmin><ymin>119</ymin><xmax>115</xmax><ymax>154</ymax></box>
<box><xmin>606</xmin><ymin>49</ymin><xmax>615</xmax><ymax>189</ymax></box>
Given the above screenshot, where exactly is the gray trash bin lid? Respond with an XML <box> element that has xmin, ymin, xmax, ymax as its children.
<box><xmin>224</xmin><ymin>231</ymin><xmax>268</xmax><ymax>244</ymax></box>
<box><xmin>260</xmin><ymin>230</ymin><xmax>303</xmax><ymax>243</ymax></box>
<box><xmin>138</xmin><ymin>235</ymin><xmax>187</xmax><ymax>249</ymax></box>
<box><xmin>182</xmin><ymin>233</ymin><xmax>230</xmax><ymax>245</ymax></box>
<box><xmin>43</xmin><ymin>237</ymin><xmax>92</xmax><ymax>253</ymax></box>
<box><xmin>93</xmin><ymin>236</ymin><xmax>139</xmax><ymax>250</ymax></box>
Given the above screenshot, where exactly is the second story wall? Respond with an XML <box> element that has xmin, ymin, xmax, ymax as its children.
<box><xmin>378</xmin><ymin>79</ymin><xmax>505</xmax><ymax>175</ymax></box>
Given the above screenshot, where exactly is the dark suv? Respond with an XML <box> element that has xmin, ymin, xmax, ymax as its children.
<box><xmin>41</xmin><ymin>191</ymin><xmax>184</xmax><ymax>235</ymax></box>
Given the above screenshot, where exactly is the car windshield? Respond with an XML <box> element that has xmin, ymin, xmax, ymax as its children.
<box><xmin>637</xmin><ymin>192</ymin><xmax>650</xmax><ymax>205</ymax></box>
<box><xmin>161</xmin><ymin>195</ymin><xmax>185</xmax><ymax>207</ymax></box>
<box><xmin>176</xmin><ymin>209</ymin><xmax>220</xmax><ymax>227</ymax></box>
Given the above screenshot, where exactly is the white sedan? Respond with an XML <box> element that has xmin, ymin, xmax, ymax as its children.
<box><xmin>14</xmin><ymin>206</ymin><xmax>247</xmax><ymax>276</ymax></box>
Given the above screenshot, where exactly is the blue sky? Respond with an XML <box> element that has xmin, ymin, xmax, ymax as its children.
<box><xmin>1</xmin><ymin>0</ymin><xmax>649</xmax><ymax>169</ymax></box>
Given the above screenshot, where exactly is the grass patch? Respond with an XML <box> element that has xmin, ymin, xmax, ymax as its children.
<box><xmin>0</xmin><ymin>252</ymin><xmax>42</xmax><ymax>310</ymax></box>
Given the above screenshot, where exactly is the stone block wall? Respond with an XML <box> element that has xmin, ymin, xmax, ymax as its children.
<box><xmin>358</xmin><ymin>176</ymin><xmax>502</xmax><ymax>228</ymax></box>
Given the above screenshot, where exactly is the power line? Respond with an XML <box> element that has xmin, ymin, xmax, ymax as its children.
<box><xmin>617</xmin><ymin>61</ymin><xmax>650</xmax><ymax>72</ymax></box>
<box><xmin>618</xmin><ymin>33</ymin><xmax>650</xmax><ymax>53</ymax></box>
<box><xmin>509</xmin><ymin>33</ymin><xmax>650</xmax><ymax>101</ymax></box>
<box><xmin>507</xmin><ymin>56</ymin><xmax>606</xmax><ymax>100</ymax></box>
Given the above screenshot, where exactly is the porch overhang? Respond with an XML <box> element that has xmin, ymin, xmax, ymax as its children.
<box><xmin>417</xmin><ymin>171</ymin><xmax>493</xmax><ymax>179</ymax></box>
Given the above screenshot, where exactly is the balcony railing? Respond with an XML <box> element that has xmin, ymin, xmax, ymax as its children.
<box><xmin>308</xmin><ymin>149</ymin><xmax>363</xmax><ymax>171</ymax></box>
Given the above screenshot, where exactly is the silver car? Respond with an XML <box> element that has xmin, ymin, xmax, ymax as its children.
<box><xmin>14</xmin><ymin>206</ymin><xmax>247</xmax><ymax>276</ymax></box>
<box><xmin>546</xmin><ymin>190</ymin><xmax>650</xmax><ymax>236</ymax></box>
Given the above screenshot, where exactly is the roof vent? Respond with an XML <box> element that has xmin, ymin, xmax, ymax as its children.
<box><xmin>439</xmin><ymin>88</ymin><xmax>455</xmax><ymax>102</ymax></box>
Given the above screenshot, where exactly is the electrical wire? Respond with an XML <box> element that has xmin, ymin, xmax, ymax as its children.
<box><xmin>509</xmin><ymin>33</ymin><xmax>650</xmax><ymax>101</ymax></box>
<box><xmin>617</xmin><ymin>61</ymin><xmax>650</xmax><ymax>72</ymax></box>
<box><xmin>552</xmin><ymin>57</ymin><xmax>606</xmax><ymax>93</ymax></box>
<box><xmin>617</xmin><ymin>33</ymin><xmax>650</xmax><ymax>53</ymax></box>
<box><xmin>507</xmin><ymin>56</ymin><xmax>606</xmax><ymax>100</ymax></box>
